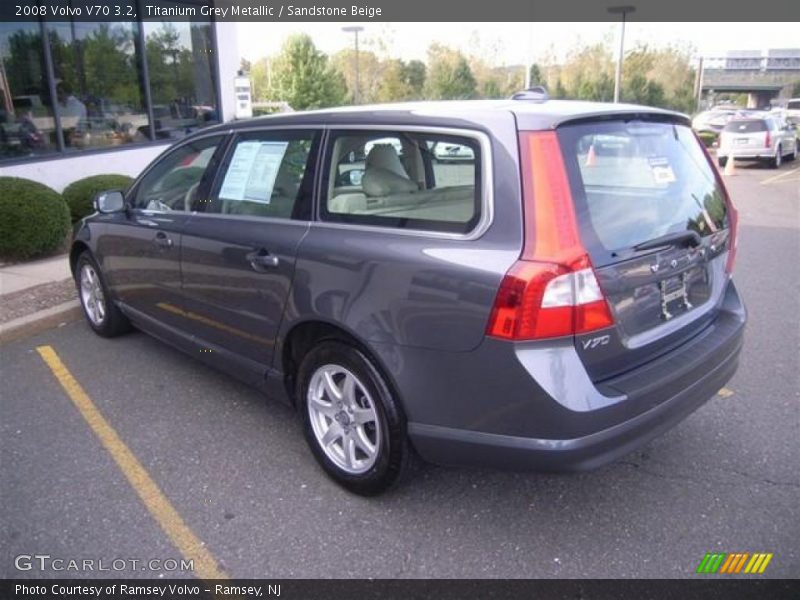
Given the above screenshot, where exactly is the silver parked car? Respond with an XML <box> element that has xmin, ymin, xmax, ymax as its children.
<box><xmin>718</xmin><ymin>116</ymin><xmax>798</xmax><ymax>168</ymax></box>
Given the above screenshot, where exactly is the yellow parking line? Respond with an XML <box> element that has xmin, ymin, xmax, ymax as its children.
<box><xmin>760</xmin><ymin>167</ymin><xmax>800</xmax><ymax>185</ymax></box>
<box><xmin>36</xmin><ymin>345</ymin><xmax>227</xmax><ymax>580</ymax></box>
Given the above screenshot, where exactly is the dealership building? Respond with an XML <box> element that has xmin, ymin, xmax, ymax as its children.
<box><xmin>0</xmin><ymin>4</ymin><xmax>240</xmax><ymax>191</ymax></box>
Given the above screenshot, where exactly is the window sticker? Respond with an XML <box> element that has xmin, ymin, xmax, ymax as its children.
<box><xmin>219</xmin><ymin>141</ymin><xmax>289</xmax><ymax>204</ymax></box>
<box><xmin>648</xmin><ymin>156</ymin><xmax>677</xmax><ymax>184</ymax></box>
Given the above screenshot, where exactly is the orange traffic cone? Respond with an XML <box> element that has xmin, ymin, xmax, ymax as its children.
<box><xmin>585</xmin><ymin>144</ymin><xmax>597</xmax><ymax>167</ymax></box>
<box><xmin>723</xmin><ymin>155</ymin><xmax>737</xmax><ymax>176</ymax></box>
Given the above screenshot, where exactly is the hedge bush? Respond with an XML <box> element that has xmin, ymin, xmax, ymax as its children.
<box><xmin>697</xmin><ymin>131</ymin><xmax>718</xmax><ymax>148</ymax></box>
<box><xmin>0</xmin><ymin>177</ymin><xmax>71</xmax><ymax>260</ymax></box>
<box><xmin>63</xmin><ymin>174</ymin><xmax>133</xmax><ymax>223</ymax></box>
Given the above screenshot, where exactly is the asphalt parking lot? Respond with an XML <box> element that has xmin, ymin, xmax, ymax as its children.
<box><xmin>1</xmin><ymin>161</ymin><xmax>798</xmax><ymax>579</ymax></box>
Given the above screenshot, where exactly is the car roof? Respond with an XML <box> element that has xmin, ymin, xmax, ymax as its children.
<box><xmin>203</xmin><ymin>99</ymin><xmax>688</xmax><ymax>136</ymax></box>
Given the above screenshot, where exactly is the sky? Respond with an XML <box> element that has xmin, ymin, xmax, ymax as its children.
<box><xmin>237</xmin><ymin>22</ymin><xmax>800</xmax><ymax>65</ymax></box>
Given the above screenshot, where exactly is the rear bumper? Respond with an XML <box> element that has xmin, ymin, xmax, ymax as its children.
<box><xmin>408</xmin><ymin>281</ymin><xmax>746</xmax><ymax>471</ymax></box>
<box><xmin>718</xmin><ymin>148</ymin><xmax>774</xmax><ymax>160</ymax></box>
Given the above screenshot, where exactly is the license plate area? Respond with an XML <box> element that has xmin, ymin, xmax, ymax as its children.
<box><xmin>735</xmin><ymin>138</ymin><xmax>749</xmax><ymax>145</ymax></box>
<box><xmin>659</xmin><ymin>273</ymin><xmax>693</xmax><ymax>320</ymax></box>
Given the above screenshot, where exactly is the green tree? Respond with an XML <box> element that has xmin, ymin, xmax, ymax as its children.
<box><xmin>403</xmin><ymin>60</ymin><xmax>427</xmax><ymax>97</ymax></box>
<box><xmin>267</xmin><ymin>34</ymin><xmax>346</xmax><ymax>110</ymax></box>
<box><xmin>529</xmin><ymin>63</ymin><xmax>544</xmax><ymax>86</ymax></box>
<box><xmin>376</xmin><ymin>59</ymin><xmax>412</xmax><ymax>102</ymax></box>
<box><xmin>424</xmin><ymin>44</ymin><xmax>477</xmax><ymax>100</ymax></box>
<box><xmin>81</xmin><ymin>25</ymin><xmax>138</xmax><ymax>105</ymax></box>
<box><xmin>331</xmin><ymin>48</ymin><xmax>382</xmax><ymax>104</ymax></box>
<box><xmin>145</xmin><ymin>23</ymin><xmax>181</xmax><ymax>104</ymax></box>
<box><xmin>553</xmin><ymin>78</ymin><xmax>568</xmax><ymax>99</ymax></box>
<box><xmin>250</xmin><ymin>57</ymin><xmax>271</xmax><ymax>102</ymax></box>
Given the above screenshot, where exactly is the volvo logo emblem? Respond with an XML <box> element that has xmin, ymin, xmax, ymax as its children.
<box><xmin>670</xmin><ymin>259</ymin><xmax>678</xmax><ymax>268</ymax></box>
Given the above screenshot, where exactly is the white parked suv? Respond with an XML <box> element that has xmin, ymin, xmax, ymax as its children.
<box><xmin>718</xmin><ymin>116</ymin><xmax>798</xmax><ymax>168</ymax></box>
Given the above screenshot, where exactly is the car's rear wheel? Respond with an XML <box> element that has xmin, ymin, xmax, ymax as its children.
<box><xmin>297</xmin><ymin>340</ymin><xmax>410</xmax><ymax>495</ymax></box>
<box><xmin>770</xmin><ymin>146</ymin><xmax>782</xmax><ymax>169</ymax></box>
<box><xmin>75</xmin><ymin>252</ymin><xmax>131</xmax><ymax>337</ymax></box>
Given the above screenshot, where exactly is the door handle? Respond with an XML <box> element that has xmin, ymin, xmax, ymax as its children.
<box><xmin>153</xmin><ymin>232</ymin><xmax>173</xmax><ymax>249</ymax></box>
<box><xmin>246</xmin><ymin>248</ymin><xmax>279</xmax><ymax>271</ymax></box>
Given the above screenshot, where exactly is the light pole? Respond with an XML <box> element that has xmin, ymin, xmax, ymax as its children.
<box><xmin>608</xmin><ymin>5</ymin><xmax>635</xmax><ymax>103</ymax></box>
<box><xmin>342</xmin><ymin>26</ymin><xmax>364</xmax><ymax>104</ymax></box>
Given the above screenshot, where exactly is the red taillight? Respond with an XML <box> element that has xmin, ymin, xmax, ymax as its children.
<box><xmin>486</xmin><ymin>131</ymin><xmax>614</xmax><ymax>341</ymax></box>
<box><xmin>765</xmin><ymin>130</ymin><xmax>771</xmax><ymax>148</ymax></box>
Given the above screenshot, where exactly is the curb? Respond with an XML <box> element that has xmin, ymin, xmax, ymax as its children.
<box><xmin>0</xmin><ymin>300</ymin><xmax>82</xmax><ymax>344</ymax></box>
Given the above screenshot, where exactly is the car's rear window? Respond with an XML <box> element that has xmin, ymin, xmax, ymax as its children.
<box><xmin>557</xmin><ymin>120</ymin><xmax>728</xmax><ymax>265</ymax></box>
<box><xmin>787</xmin><ymin>100</ymin><xmax>800</xmax><ymax>110</ymax></box>
<box><xmin>723</xmin><ymin>119</ymin><xmax>768</xmax><ymax>133</ymax></box>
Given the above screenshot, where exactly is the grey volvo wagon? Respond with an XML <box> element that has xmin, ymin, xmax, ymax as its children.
<box><xmin>71</xmin><ymin>93</ymin><xmax>746</xmax><ymax>494</ymax></box>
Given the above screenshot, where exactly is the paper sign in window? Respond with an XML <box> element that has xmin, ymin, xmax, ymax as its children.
<box><xmin>219</xmin><ymin>141</ymin><xmax>289</xmax><ymax>204</ymax></box>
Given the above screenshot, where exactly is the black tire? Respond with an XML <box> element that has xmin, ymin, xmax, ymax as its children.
<box><xmin>74</xmin><ymin>251</ymin><xmax>131</xmax><ymax>337</ymax></box>
<box><xmin>718</xmin><ymin>157</ymin><xmax>727</xmax><ymax>168</ymax></box>
<box><xmin>769</xmin><ymin>146</ymin><xmax>782</xmax><ymax>169</ymax></box>
<box><xmin>297</xmin><ymin>340</ymin><xmax>410</xmax><ymax>495</ymax></box>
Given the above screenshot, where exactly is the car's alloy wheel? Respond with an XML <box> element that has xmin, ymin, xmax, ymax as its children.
<box><xmin>307</xmin><ymin>364</ymin><xmax>381</xmax><ymax>474</ymax></box>
<box><xmin>297</xmin><ymin>341</ymin><xmax>411</xmax><ymax>495</ymax></box>
<box><xmin>74</xmin><ymin>252</ymin><xmax>131</xmax><ymax>337</ymax></box>
<box><xmin>79</xmin><ymin>263</ymin><xmax>106</xmax><ymax>326</ymax></box>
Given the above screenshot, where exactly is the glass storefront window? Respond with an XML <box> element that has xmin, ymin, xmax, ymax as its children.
<box><xmin>143</xmin><ymin>16</ymin><xmax>218</xmax><ymax>141</ymax></box>
<box><xmin>0</xmin><ymin>22</ymin><xmax>58</xmax><ymax>159</ymax></box>
<box><xmin>0</xmin><ymin>4</ymin><xmax>220</xmax><ymax>164</ymax></box>
<box><xmin>47</xmin><ymin>21</ymin><xmax>152</xmax><ymax>151</ymax></box>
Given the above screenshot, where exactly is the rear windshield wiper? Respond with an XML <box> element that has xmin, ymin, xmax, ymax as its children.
<box><xmin>633</xmin><ymin>230</ymin><xmax>701</xmax><ymax>252</ymax></box>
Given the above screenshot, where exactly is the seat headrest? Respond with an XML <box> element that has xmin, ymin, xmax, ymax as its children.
<box><xmin>366</xmin><ymin>144</ymin><xmax>409</xmax><ymax>178</ymax></box>
<box><xmin>362</xmin><ymin>143</ymin><xmax>417</xmax><ymax>197</ymax></box>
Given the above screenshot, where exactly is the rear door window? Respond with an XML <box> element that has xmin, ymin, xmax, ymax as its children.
<box><xmin>321</xmin><ymin>129</ymin><xmax>481</xmax><ymax>234</ymax></box>
<box><xmin>557</xmin><ymin>120</ymin><xmax>728</xmax><ymax>266</ymax></box>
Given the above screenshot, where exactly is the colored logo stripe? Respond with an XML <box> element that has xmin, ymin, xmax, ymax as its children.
<box><xmin>697</xmin><ymin>553</ymin><xmax>726</xmax><ymax>573</ymax></box>
<box><xmin>745</xmin><ymin>553</ymin><xmax>773</xmax><ymax>574</ymax></box>
<box><xmin>697</xmin><ymin>552</ymin><xmax>773</xmax><ymax>574</ymax></box>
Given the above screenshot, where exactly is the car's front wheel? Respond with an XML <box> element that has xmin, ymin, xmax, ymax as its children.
<box><xmin>297</xmin><ymin>341</ymin><xmax>410</xmax><ymax>495</ymax></box>
<box><xmin>75</xmin><ymin>251</ymin><xmax>131</xmax><ymax>337</ymax></box>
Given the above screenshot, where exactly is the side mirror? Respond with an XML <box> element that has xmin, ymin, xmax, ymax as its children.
<box><xmin>94</xmin><ymin>190</ymin><xmax>126</xmax><ymax>214</ymax></box>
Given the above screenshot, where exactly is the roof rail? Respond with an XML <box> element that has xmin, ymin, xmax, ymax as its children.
<box><xmin>510</xmin><ymin>86</ymin><xmax>549</xmax><ymax>103</ymax></box>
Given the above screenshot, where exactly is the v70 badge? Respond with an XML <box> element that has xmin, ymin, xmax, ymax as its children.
<box><xmin>582</xmin><ymin>334</ymin><xmax>610</xmax><ymax>350</ymax></box>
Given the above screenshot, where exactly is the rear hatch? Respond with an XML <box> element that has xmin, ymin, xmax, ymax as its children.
<box><xmin>556</xmin><ymin>118</ymin><xmax>734</xmax><ymax>381</ymax></box>
<box><xmin>720</xmin><ymin>119</ymin><xmax>769</xmax><ymax>151</ymax></box>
